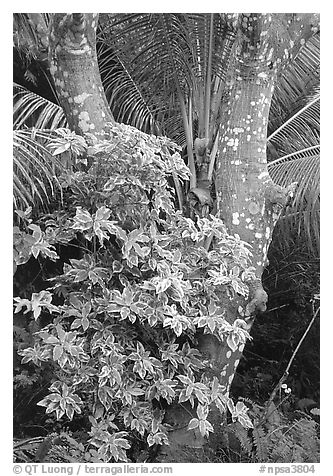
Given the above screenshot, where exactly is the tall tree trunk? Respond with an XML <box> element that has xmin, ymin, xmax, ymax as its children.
<box><xmin>48</xmin><ymin>13</ymin><xmax>114</xmax><ymax>137</ymax></box>
<box><xmin>208</xmin><ymin>12</ymin><xmax>319</xmax><ymax>395</ymax></box>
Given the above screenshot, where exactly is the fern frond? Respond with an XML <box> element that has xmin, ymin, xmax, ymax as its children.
<box><xmin>229</xmin><ymin>422</ymin><xmax>253</xmax><ymax>457</ymax></box>
<box><xmin>252</xmin><ymin>426</ymin><xmax>269</xmax><ymax>462</ymax></box>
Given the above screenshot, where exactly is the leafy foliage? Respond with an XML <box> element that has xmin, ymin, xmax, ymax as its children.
<box><xmin>14</xmin><ymin>83</ymin><xmax>66</xmax><ymax>130</ymax></box>
<box><xmin>14</xmin><ymin>125</ymin><xmax>258</xmax><ymax>462</ymax></box>
<box><xmin>13</xmin><ymin>128</ymin><xmax>68</xmax><ymax>210</ymax></box>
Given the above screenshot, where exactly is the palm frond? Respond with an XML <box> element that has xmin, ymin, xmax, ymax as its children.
<box><xmin>13</xmin><ymin>129</ymin><xmax>64</xmax><ymax>209</ymax></box>
<box><xmin>267</xmin><ymin>32</ymin><xmax>320</xmax><ymax>253</ymax></box>
<box><xmin>268</xmin><ymin>149</ymin><xmax>320</xmax><ymax>254</ymax></box>
<box><xmin>97</xmin><ymin>14</ymin><xmax>193</xmax><ymax>135</ymax></box>
<box><xmin>14</xmin><ymin>83</ymin><xmax>67</xmax><ymax>130</ymax></box>
<box><xmin>269</xmin><ymin>33</ymin><xmax>319</xmax><ymax>134</ymax></box>
<box><xmin>98</xmin><ymin>48</ymin><xmax>162</xmax><ymax>134</ymax></box>
<box><xmin>268</xmin><ymin>90</ymin><xmax>319</xmax><ymax>155</ymax></box>
<box><xmin>97</xmin><ymin>13</ymin><xmax>232</xmax><ymax>144</ymax></box>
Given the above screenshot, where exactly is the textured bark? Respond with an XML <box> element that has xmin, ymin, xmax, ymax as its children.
<box><xmin>48</xmin><ymin>13</ymin><xmax>114</xmax><ymax>137</ymax></box>
<box><xmin>198</xmin><ymin>13</ymin><xmax>319</xmax><ymax>404</ymax></box>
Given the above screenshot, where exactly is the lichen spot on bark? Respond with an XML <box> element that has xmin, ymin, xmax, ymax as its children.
<box><xmin>50</xmin><ymin>63</ymin><xmax>57</xmax><ymax>76</ymax></box>
<box><xmin>74</xmin><ymin>92</ymin><xmax>92</xmax><ymax>104</ymax></box>
<box><xmin>233</xmin><ymin>127</ymin><xmax>244</xmax><ymax>134</ymax></box>
<box><xmin>221</xmin><ymin>364</ymin><xmax>228</xmax><ymax>377</ymax></box>
<box><xmin>258</xmin><ymin>171</ymin><xmax>269</xmax><ymax>180</ymax></box>
<box><xmin>262</xmin><ymin>243</ymin><xmax>267</xmax><ymax>256</ymax></box>
<box><xmin>232</xmin><ymin>212</ymin><xmax>240</xmax><ymax>225</ymax></box>
<box><xmin>249</xmin><ymin>202</ymin><xmax>260</xmax><ymax>215</ymax></box>
<box><xmin>78</xmin><ymin>111</ymin><xmax>91</xmax><ymax>132</ymax></box>
<box><xmin>257</xmin><ymin>72</ymin><xmax>268</xmax><ymax>79</ymax></box>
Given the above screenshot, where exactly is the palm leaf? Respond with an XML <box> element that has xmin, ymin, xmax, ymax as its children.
<box><xmin>268</xmin><ymin>140</ymin><xmax>320</xmax><ymax>254</ymax></box>
<box><xmin>268</xmin><ymin>151</ymin><xmax>319</xmax><ymax>246</ymax></box>
<box><xmin>269</xmin><ymin>33</ymin><xmax>319</xmax><ymax>134</ymax></box>
<box><xmin>268</xmin><ymin>89</ymin><xmax>319</xmax><ymax>155</ymax></box>
<box><xmin>14</xmin><ymin>83</ymin><xmax>66</xmax><ymax>130</ymax></box>
<box><xmin>98</xmin><ymin>14</ymin><xmax>192</xmax><ymax>134</ymax></box>
<box><xmin>13</xmin><ymin>129</ymin><xmax>64</xmax><ymax>209</ymax></box>
<box><xmin>267</xmin><ymin>33</ymin><xmax>320</xmax><ymax>253</ymax></box>
<box><xmin>97</xmin><ymin>14</ymin><xmax>231</xmax><ymax>141</ymax></box>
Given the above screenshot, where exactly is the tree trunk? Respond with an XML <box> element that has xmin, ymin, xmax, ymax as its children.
<box><xmin>207</xmin><ymin>12</ymin><xmax>319</xmax><ymax>395</ymax></box>
<box><xmin>48</xmin><ymin>13</ymin><xmax>114</xmax><ymax>138</ymax></box>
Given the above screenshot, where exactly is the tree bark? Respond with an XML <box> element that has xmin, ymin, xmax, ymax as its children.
<box><xmin>48</xmin><ymin>13</ymin><xmax>114</xmax><ymax>138</ymax></box>
<box><xmin>209</xmin><ymin>12</ymin><xmax>319</xmax><ymax>389</ymax></box>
